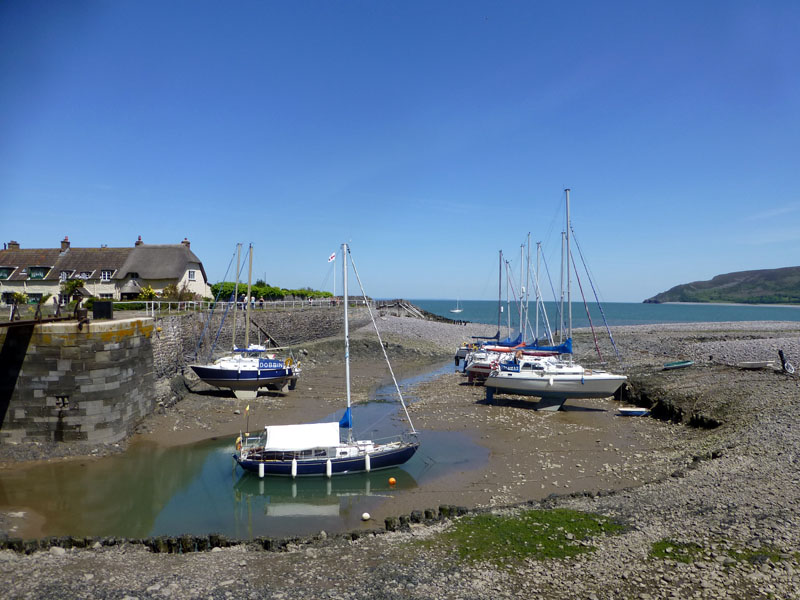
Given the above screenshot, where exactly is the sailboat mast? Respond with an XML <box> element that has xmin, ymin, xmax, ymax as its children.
<box><xmin>342</xmin><ymin>244</ymin><xmax>352</xmax><ymax>441</ymax></box>
<box><xmin>518</xmin><ymin>244</ymin><xmax>523</xmax><ymax>336</ymax></box>
<box><xmin>244</xmin><ymin>243</ymin><xmax>253</xmax><ymax>349</ymax></box>
<box><xmin>497</xmin><ymin>250</ymin><xmax>503</xmax><ymax>336</ymax></box>
<box><xmin>524</xmin><ymin>232</ymin><xmax>531</xmax><ymax>343</ymax></box>
<box><xmin>535</xmin><ymin>241</ymin><xmax>541</xmax><ymax>342</ymax></box>
<box><xmin>232</xmin><ymin>243</ymin><xmax>241</xmax><ymax>351</ymax></box>
<box><xmin>565</xmin><ymin>188</ymin><xmax>572</xmax><ymax>354</ymax></box>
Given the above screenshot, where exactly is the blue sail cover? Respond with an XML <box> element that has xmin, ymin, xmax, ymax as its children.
<box><xmin>520</xmin><ymin>337</ymin><xmax>572</xmax><ymax>355</ymax></box>
<box><xmin>338</xmin><ymin>407</ymin><xmax>352</xmax><ymax>428</ymax></box>
<box><xmin>495</xmin><ymin>333</ymin><xmax>523</xmax><ymax>347</ymax></box>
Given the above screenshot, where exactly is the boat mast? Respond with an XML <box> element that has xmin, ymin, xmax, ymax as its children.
<box><xmin>343</xmin><ymin>244</ymin><xmax>353</xmax><ymax>442</ymax></box>
<box><xmin>559</xmin><ymin>231</ymin><xmax>565</xmax><ymax>343</ymax></box>
<box><xmin>232</xmin><ymin>243</ymin><xmax>241</xmax><ymax>351</ymax></box>
<box><xmin>518</xmin><ymin>244</ymin><xmax>523</xmax><ymax>337</ymax></box>
<box><xmin>497</xmin><ymin>250</ymin><xmax>503</xmax><ymax>337</ymax></box>
<box><xmin>244</xmin><ymin>243</ymin><xmax>253</xmax><ymax>348</ymax></box>
<box><xmin>565</xmin><ymin>188</ymin><xmax>572</xmax><ymax>360</ymax></box>
<box><xmin>535</xmin><ymin>241</ymin><xmax>541</xmax><ymax>342</ymax></box>
<box><xmin>524</xmin><ymin>232</ymin><xmax>531</xmax><ymax>343</ymax></box>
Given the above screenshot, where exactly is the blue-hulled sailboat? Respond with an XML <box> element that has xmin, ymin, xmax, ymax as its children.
<box><xmin>234</xmin><ymin>243</ymin><xmax>419</xmax><ymax>478</ymax></box>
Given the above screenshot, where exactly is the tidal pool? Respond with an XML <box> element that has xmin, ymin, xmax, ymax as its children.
<box><xmin>0</xmin><ymin>362</ymin><xmax>488</xmax><ymax>539</ymax></box>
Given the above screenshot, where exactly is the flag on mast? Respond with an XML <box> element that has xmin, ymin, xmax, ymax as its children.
<box><xmin>328</xmin><ymin>252</ymin><xmax>336</xmax><ymax>262</ymax></box>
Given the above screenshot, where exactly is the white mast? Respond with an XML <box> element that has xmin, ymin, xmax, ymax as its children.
<box><xmin>524</xmin><ymin>232</ymin><xmax>531</xmax><ymax>343</ymax></box>
<box><xmin>244</xmin><ymin>243</ymin><xmax>253</xmax><ymax>348</ymax></box>
<box><xmin>565</xmin><ymin>188</ymin><xmax>572</xmax><ymax>357</ymax></box>
<box><xmin>343</xmin><ymin>243</ymin><xmax>352</xmax><ymax>442</ymax></box>
<box><xmin>232</xmin><ymin>243</ymin><xmax>241</xmax><ymax>351</ymax></box>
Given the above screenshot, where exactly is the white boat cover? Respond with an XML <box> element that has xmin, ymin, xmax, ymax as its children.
<box><xmin>264</xmin><ymin>422</ymin><xmax>340</xmax><ymax>451</ymax></box>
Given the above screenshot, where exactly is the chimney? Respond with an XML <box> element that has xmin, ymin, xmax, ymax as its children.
<box><xmin>135</xmin><ymin>235</ymin><xmax>143</xmax><ymax>246</ymax></box>
<box><xmin>7</xmin><ymin>240</ymin><xmax>20</xmax><ymax>250</ymax></box>
<box><xmin>61</xmin><ymin>236</ymin><xmax>70</xmax><ymax>251</ymax></box>
<box><xmin>181</xmin><ymin>237</ymin><xmax>190</xmax><ymax>249</ymax></box>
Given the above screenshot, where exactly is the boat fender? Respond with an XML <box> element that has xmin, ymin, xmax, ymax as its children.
<box><xmin>326</xmin><ymin>459</ymin><xmax>332</xmax><ymax>478</ymax></box>
<box><xmin>258</xmin><ymin>462</ymin><xmax>265</xmax><ymax>478</ymax></box>
<box><xmin>365</xmin><ymin>453</ymin><xmax>371</xmax><ymax>472</ymax></box>
<box><xmin>548</xmin><ymin>377</ymin><xmax>554</xmax><ymax>386</ymax></box>
<box><xmin>581</xmin><ymin>376</ymin><xmax>585</xmax><ymax>385</ymax></box>
<box><xmin>285</xmin><ymin>357</ymin><xmax>293</xmax><ymax>367</ymax></box>
<box><xmin>291</xmin><ymin>458</ymin><xmax>298</xmax><ymax>479</ymax></box>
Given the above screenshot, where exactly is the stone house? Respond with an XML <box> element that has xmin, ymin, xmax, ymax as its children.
<box><xmin>0</xmin><ymin>236</ymin><xmax>211</xmax><ymax>304</ymax></box>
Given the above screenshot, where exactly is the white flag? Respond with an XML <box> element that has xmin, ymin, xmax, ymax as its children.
<box><xmin>328</xmin><ymin>252</ymin><xmax>336</xmax><ymax>262</ymax></box>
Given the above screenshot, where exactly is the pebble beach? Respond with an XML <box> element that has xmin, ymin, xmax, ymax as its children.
<box><xmin>1</xmin><ymin>315</ymin><xmax>799</xmax><ymax>599</ymax></box>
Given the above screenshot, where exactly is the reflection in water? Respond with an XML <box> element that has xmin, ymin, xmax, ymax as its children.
<box><xmin>0</xmin><ymin>362</ymin><xmax>489</xmax><ymax>539</ymax></box>
<box><xmin>0</xmin><ymin>438</ymin><xmax>218</xmax><ymax>538</ymax></box>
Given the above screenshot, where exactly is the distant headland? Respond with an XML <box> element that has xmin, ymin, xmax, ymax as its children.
<box><xmin>644</xmin><ymin>266</ymin><xmax>800</xmax><ymax>305</ymax></box>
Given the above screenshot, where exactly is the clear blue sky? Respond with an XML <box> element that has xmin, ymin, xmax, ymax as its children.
<box><xmin>2</xmin><ymin>1</ymin><xmax>799</xmax><ymax>302</ymax></box>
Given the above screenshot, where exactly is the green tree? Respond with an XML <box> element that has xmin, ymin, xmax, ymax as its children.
<box><xmin>61</xmin><ymin>279</ymin><xmax>86</xmax><ymax>301</ymax></box>
<box><xmin>137</xmin><ymin>285</ymin><xmax>158</xmax><ymax>300</ymax></box>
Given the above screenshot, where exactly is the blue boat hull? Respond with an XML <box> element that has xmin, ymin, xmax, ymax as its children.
<box><xmin>190</xmin><ymin>365</ymin><xmax>297</xmax><ymax>391</ymax></box>
<box><xmin>235</xmin><ymin>442</ymin><xmax>419</xmax><ymax>477</ymax></box>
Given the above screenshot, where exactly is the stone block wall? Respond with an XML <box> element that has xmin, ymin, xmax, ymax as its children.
<box><xmin>0</xmin><ymin>318</ymin><xmax>156</xmax><ymax>444</ymax></box>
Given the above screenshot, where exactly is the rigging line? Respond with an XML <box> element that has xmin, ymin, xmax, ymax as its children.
<box><xmin>570</xmin><ymin>227</ymin><xmax>622</xmax><ymax>361</ymax></box>
<box><xmin>346</xmin><ymin>246</ymin><xmax>417</xmax><ymax>435</ymax></box>
<box><xmin>570</xmin><ymin>251</ymin><xmax>604</xmax><ymax>362</ymax></box>
<box><xmin>526</xmin><ymin>246</ymin><xmax>555</xmax><ymax>344</ymax></box>
<box><xmin>208</xmin><ymin>292</ymin><xmax>236</xmax><ymax>361</ymax></box>
<box><xmin>195</xmin><ymin>249</ymin><xmax>237</xmax><ymax>361</ymax></box>
<box><xmin>539</xmin><ymin>248</ymin><xmax>563</xmax><ymax>339</ymax></box>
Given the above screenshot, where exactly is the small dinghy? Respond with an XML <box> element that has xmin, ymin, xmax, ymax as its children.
<box><xmin>663</xmin><ymin>360</ymin><xmax>694</xmax><ymax>370</ymax></box>
<box><xmin>617</xmin><ymin>406</ymin><xmax>650</xmax><ymax>417</ymax></box>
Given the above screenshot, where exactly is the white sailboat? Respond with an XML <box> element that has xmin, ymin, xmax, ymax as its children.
<box><xmin>449</xmin><ymin>298</ymin><xmax>463</xmax><ymax>314</ymax></box>
<box><xmin>234</xmin><ymin>243</ymin><xmax>419</xmax><ymax>477</ymax></box>
<box><xmin>484</xmin><ymin>189</ymin><xmax>626</xmax><ymax>411</ymax></box>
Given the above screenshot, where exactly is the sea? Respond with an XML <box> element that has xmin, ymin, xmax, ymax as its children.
<box><xmin>409</xmin><ymin>299</ymin><xmax>800</xmax><ymax>330</ymax></box>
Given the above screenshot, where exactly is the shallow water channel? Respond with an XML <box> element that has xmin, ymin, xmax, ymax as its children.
<box><xmin>0</xmin><ymin>363</ymin><xmax>488</xmax><ymax>539</ymax></box>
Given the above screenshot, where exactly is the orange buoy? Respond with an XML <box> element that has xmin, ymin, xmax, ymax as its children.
<box><xmin>388</xmin><ymin>477</ymin><xmax>396</xmax><ymax>486</ymax></box>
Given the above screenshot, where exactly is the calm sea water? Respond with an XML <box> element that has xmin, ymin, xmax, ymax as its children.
<box><xmin>411</xmin><ymin>299</ymin><xmax>800</xmax><ymax>330</ymax></box>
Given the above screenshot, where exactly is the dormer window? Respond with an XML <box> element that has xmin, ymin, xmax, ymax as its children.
<box><xmin>128</xmin><ymin>272</ymin><xmax>139</xmax><ymax>279</ymax></box>
<box><xmin>0</xmin><ymin>268</ymin><xmax>12</xmax><ymax>280</ymax></box>
<box><xmin>28</xmin><ymin>267</ymin><xmax>47</xmax><ymax>280</ymax></box>
<box><xmin>79</xmin><ymin>271</ymin><xmax>93</xmax><ymax>280</ymax></box>
<box><xmin>101</xmin><ymin>270</ymin><xmax>113</xmax><ymax>282</ymax></box>
<box><xmin>60</xmin><ymin>271</ymin><xmax>72</xmax><ymax>282</ymax></box>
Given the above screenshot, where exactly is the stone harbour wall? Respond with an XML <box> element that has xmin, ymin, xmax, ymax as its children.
<box><xmin>0</xmin><ymin>318</ymin><xmax>156</xmax><ymax>444</ymax></box>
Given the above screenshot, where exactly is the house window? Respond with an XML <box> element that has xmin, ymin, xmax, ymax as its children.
<box><xmin>79</xmin><ymin>271</ymin><xmax>93</xmax><ymax>279</ymax></box>
<box><xmin>101</xmin><ymin>270</ymin><xmax>112</xmax><ymax>281</ymax></box>
<box><xmin>99</xmin><ymin>293</ymin><xmax>114</xmax><ymax>299</ymax></box>
<box><xmin>60</xmin><ymin>271</ymin><xmax>71</xmax><ymax>282</ymax></box>
<box><xmin>28</xmin><ymin>267</ymin><xmax>47</xmax><ymax>280</ymax></box>
<box><xmin>0</xmin><ymin>268</ymin><xmax>11</xmax><ymax>280</ymax></box>
<box><xmin>128</xmin><ymin>272</ymin><xmax>139</xmax><ymax>279</ymax></box>
<box><xmin>188</xmin><ymin>270</ymin><xmax>196</xmax><ymax>282</ymax></box>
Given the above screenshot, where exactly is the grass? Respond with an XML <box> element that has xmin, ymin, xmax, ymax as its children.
<box><xmin>649</xmin><ymin>539</ymin><xmax>705</xmax><ymax>563</ymax></box>
<box><xmin>651</xmin><ymin>538</ymin><xmax>798</xmax><ymax>566</ymax></box>
<box><xmin>422</xmin><ymin>508</ymin><xmax>624</xmax><ymax>565</ymax></box>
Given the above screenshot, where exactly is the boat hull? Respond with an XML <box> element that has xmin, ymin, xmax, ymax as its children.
<box><xmin>485</xmin><ymin>371</ymin><xmax>626</xmax><ymax>399</ymax></box>
<box><xmin>190</xmin><ymin>365</ymin><xmax>297</xmax><ymax>391</ymax></box>
<box><xmin>235</xmin><ymin>442</ymin><xmax>419</xmax><ymax>477</ymax></box>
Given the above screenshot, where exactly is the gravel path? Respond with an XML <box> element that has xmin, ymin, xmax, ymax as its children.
<box><xmin>2</xmin><ymin>318</ymin><xmax>800</xmax><ymax>599</ymax></box>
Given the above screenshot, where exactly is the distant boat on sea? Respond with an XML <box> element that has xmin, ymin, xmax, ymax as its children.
<box><xmin>449</xmin><ymin>299</ymin><xmax>463</xmax><ymax>314</ymax></box>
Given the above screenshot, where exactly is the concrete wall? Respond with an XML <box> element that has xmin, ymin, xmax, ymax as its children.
<box><xmin>0</xmin><ymin>318</ymin><xmax>156</xmax><ymax>444</ymax></box>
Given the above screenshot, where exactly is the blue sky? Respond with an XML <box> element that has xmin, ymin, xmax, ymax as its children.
<box><xmin>2</xmin><ymin>1</ymin><xmax>799</xmax><ymax>302</ymax></box>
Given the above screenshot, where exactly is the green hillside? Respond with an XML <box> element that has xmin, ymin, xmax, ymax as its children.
<box><xmin>644</xmin><ymin>266</ymin><xmax>800</xmax><ymax>305</ymax></box>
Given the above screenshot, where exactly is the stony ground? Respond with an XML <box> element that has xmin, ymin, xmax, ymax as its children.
<box><xmin>2</xmin><ymin>317</ymin><xmax>800</xmax><ymax>599</ymax></box>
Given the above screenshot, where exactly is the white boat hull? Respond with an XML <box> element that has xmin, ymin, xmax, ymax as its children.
<box><xmin>485</xmin><ymin>370</ymin><xmax>626</xmax><ymax>400</ymax></box>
